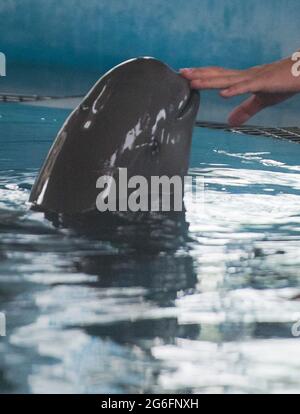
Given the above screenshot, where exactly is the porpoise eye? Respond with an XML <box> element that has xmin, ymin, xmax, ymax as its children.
<box><xmin>151</xmin><ymin>139</ymin><xmax>160</xmax><ymax>155</ymax></box>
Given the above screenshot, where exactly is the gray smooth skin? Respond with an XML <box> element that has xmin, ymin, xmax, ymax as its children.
<box><xmin>30</xmin><ymin>58</ymin><xmax>200</xmax><ymax>215</ymax></box>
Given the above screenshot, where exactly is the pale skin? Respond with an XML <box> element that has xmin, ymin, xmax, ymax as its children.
<box><xmin>180</xmin><ymin>57</ymin><xmax>300</xmax><ymax>126</ymax></box>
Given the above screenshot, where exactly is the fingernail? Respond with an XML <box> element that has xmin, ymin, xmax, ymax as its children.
<box><xmin>180</xmin><ymin>68</ymin><xmax>193</xmax><ymax>73</ymax></box>
<box><xmin>221</xmin><ymin>89</ymin><xmax>230</xmax><ymax>96</ymax></box>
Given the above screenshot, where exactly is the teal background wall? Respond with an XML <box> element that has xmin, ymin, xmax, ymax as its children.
<box><xmin>0</xmin><ymin>0</ymin><xmax>299</xmax><ymax>124</ymax></box>
<box><xmin>0</xmin><ymin>0</ymin><xmax>299</xmax><ymax>72</ymax></box>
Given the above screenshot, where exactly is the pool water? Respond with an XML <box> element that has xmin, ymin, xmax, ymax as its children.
<box><xmin>1</xmin><ymin>102</ymin><xmax>300</xmax><ymax>394</ymax></box>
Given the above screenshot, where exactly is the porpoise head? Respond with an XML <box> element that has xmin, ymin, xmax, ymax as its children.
<box><xmin>29</xmin><ymin>57</ymin><xmax>200</xmax><ymax>215</ymax></box>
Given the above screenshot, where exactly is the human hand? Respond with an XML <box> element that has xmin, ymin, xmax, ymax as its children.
<box><xmin>180</xmin><ymin>56</ymin><xmax>300</xmax><ymax>126</ymax></box>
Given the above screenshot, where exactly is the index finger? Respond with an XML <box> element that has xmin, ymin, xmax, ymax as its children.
<box><xmin>180</xmin><ymin>66</ymin><xmax>243</xmax><ymax>80</ymax></box>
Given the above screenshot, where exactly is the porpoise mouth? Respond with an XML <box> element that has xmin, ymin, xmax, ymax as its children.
<box><xmin>176</xmin><ymin>89</ymin><xmax>200</xmax><ymax>120</ymax></box>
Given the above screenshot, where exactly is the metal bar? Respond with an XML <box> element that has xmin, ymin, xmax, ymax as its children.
<box><xmin>196</xmin><ymin>121</ymin><xmax>300</xmax><ymax>143</ymax></box>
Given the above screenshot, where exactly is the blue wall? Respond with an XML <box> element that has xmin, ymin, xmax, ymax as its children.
<box><xmin>0</xmin><ymin>0</ymin><xmax>299</xmax><ymax>125</ymax></box>
<box><xmin>0</xmin><ymin>0</ymin><xmax>299</xmax><ymax>72</ymax></box>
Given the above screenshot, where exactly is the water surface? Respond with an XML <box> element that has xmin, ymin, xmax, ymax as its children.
<box><xmin>1</xmin><ymin>103</ymin><xmax>300</xmax><ymax>393</ymax></box>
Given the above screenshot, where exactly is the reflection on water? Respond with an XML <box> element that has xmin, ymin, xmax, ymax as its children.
<box><xmin>1</xmin><ymin>104</ymin><xmax>300</xmax><ymax>393</ymax></box>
